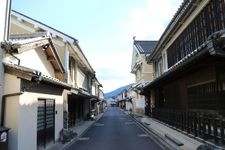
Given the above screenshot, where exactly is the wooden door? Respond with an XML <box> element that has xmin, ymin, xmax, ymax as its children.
<box><xmin>37</xmin><ymin>99</ymin><xmax>55</xmax><ymax>149</ymax></box>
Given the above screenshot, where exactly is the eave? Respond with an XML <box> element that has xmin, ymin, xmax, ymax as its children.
<box><xmin>130</xmin><ymin>61</ymin><xmax>142</xmax><ymax>74</ymax></box>
<box><xmin>143</xmin><ymin>29</ymin><xmax>225</xmax><ymax>92</ymax></box>
<box><xmin>70</xmin><ymin>42</ymin><xmax>95</xmax><ymax>74</ymax></box>
<box><xmin>11</xmin><ymin>10</ymin><xmax>78</xmax><ymax>43</ymax></box>
<box><xmin>3</xmin><ymin>62</ymin><xmax>71</xmax><ymax>90</ymax></box>
<box><xmin>148</xmin><ymin>0</ymin><xmax>205</xmax><ymax>63</ymax></box>
<box><xmin>2</xmin><ymin>32</ymin><xmax>65</xmax><ymax>76</ymax></box>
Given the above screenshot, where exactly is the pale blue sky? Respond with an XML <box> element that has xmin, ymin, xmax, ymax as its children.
<box><xmin>12</xmin><ymin>0</ymin><xmax>182</xmax><ymax>92</ymax></box>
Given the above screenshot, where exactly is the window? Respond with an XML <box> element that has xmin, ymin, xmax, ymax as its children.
<box><xmin>154</xmin><ymin>57</ymin><xmax>163</xmax><ymax>78</ymax></box>
<box><xmin>162</xmin><ymin>52</ymin><xmax>167</xmax><ymax>71</ymax></box>
<box><xmin>167</xmin><ymin>1</ymin><xmax>225</xmax><ymax>68</ymax></box>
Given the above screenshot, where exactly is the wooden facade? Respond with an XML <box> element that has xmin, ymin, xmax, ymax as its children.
<box><xmin>167</xmin><ymin>0</ymin><xmax>225</xmax><ymax>68</ymax></box>
<box><xmin>68</xmin><ymin>94</ymin><xmax>89</xmax><ymax>128</ymax></box>
<box><xmin>142</xmin><ymin>0</ymin><xmax>225</xmax><ymax>146</ymax></box>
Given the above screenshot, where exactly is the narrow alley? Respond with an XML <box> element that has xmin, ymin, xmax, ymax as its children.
<box><xmin>66</xmin><ymin>107</ymin><xmax>163</xmax><ymax>150</ymax></box>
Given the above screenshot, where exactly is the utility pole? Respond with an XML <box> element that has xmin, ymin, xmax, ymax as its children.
<box><xmin>0</xmin><ymin>0</ymin><xmax>12</xmax><ymax>125</ymax></box>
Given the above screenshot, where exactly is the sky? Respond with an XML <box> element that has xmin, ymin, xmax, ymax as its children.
<box><xmin>12</xmin><ymin>0</ymin><xmax>182</xmax><ymax>93</ymax></box>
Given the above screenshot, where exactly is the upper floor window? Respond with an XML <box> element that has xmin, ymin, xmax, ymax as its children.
<box><xmin>77</xmin><ymin>68</ymin><xmax>88</xmax><ymax>90</ymax></box>
<box><xmin>162</xmin><ymin>51</ymin><xmax>167</xmax><ymax>72</ymax></box>
<box><xmin>136</xmin><ymin>66</ymin><xmax>142</xmax><ymax>81</ymax></box>
<box><xmin>167</xmin><ymin>1</ymin><xmax>225</xmax><ymax>68</ymax></box>
<box><xmin>154</xmin><ymin>57</ymin><xmax>163</xmax><ymax>78</ymax></box>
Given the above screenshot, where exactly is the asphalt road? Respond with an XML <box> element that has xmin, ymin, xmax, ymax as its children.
<box><xmin>67</xmin><ymin>107</ymin><xmax>163</xmax><ymax>150</ymax></box>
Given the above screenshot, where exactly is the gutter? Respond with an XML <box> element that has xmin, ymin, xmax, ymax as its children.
<box><xmin>1</xmin><ymin>92</ymin><xmax>24</xmax><ymax>126</ymax></box>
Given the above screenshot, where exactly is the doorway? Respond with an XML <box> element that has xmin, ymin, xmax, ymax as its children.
<box><xmin>37</xmin><ymin>99</ymin><xmax>55</xmax><ymax>149</ymax></box>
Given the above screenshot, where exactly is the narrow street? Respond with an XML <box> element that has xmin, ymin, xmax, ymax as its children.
<box><xmin>66</xmin><ymin>107</ymin><xmax>164</xmax><ymax>150</ymax></box>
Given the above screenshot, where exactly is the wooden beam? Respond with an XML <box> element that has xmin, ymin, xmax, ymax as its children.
<box><xmin>5</xmin><ymin>68</ymin><xmax>32</xmax><ymax>81</ymax></box>
<box><xmin>47</xmin><ymin>56</ymin><xmax>55</xmax><ymax>61</ymax></box>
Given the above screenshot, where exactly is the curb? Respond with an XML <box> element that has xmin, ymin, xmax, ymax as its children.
<box><xmin>128</xmin><ymin>113</ymin><xmax>178</xmax><ymax>150</ymax></box>
<box><xmin>149</xmin><ymin>117</ymin><xmax>224</xmax><ymax>150</ymax></box>
<box><xmin>129</xmin><ymin>113</ymin><xmax>225</xmax><ymax>150</ymax></box>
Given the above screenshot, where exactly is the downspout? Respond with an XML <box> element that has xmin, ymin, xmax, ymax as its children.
<box><xmin>1</xmin><ymin>92</ymin><xmax>23</xmax><ymax>126</ymax></box>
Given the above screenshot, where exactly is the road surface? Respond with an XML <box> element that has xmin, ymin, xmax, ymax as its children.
<box><xmin>67</xmin><ymin>107</ymin><xmax>163</xmax><ymax>150</ymax></box>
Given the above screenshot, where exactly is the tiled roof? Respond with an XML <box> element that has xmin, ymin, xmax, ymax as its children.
<box><xmin>134</xmin><ymin>41</ymin><xmax>157</xmax><ymax>54</ymax></box>
<box><xmin>148</xmin><ymin>0</ymin><xmax>195</xmax><ymax>60</ymax></box>
<box><xmin>4</xmin><ymin>61</ymin><xmax>35</xmax><ymax>73</ymax></box>
<box><xmin>11</xmin><ymin>10</ymin><xmax>96</xmax><ymax>75</ymax></box>
<box><xmin>10</xmin><ymin>32</ymin><xmax>49</xmax><ymax>38</ymax></box>
<box><xmin>132</xmin><ymin>80</ymin><xmax>150</xmax><ymax>90</ymax></box>
<box><xmin>41</xmin><ymin>74</ymin><xmax>71</xmax><ymax>89</ymax></box>
<box><xmin>9</xmin><ymin>32</ymin><xmax>51</xmax><ymax>49</ymax></box>
<box><xmin>142</xmin><ymin>29</ymin><xmax>225</xmax><ymax>91</ymax></box>
<box><xmin>10</xmin><ymin>32</ymin><xmax>50</xmax><ymax>45</ymax></box>
<box><xmin>3</xmin><ymin>62</ymin><xmax>71</xmax><ymax>89</ymax></box>
<box><xmin>142</xmin><ymin>41</ymin><xmax>209</xmax><ymax>90</ymax></box>
<box><xmin>2</xmin><ymin>32</ymin><xmax>65</xmax><ymax>73</ymax></box>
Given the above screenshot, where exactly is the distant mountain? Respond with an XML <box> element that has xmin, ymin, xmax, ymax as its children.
<box><xmin>104</xmin><ymin>84</ymin><xmax>133</xmax><ymax>99</ymax></box>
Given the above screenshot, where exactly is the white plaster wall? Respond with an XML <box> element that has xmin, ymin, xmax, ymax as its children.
<box><xmin>3</xmin><ymin>74</ymin><xmax>21</xmax><ymax>150</ymax></box>
<box><xmin>5</xmin><ymin>96</ymin><xmax>20</xmax><ymax>150</ymax></box>
<box><xmin>136</xmin><ymin>99</ymin><xmax>145</xmax><ymax>108</ymax></box>
<box><xmin>4</xmin><ymin>74</ymin><xmax>21</xmax><ymax>94</ymax></box>
<box><xmin>17</xmin><ymin>92</ymin><xmax>63</xmax><ymax>150</ymax></box>
<box><xmin>54</xmin><ymin>94</ymin><xmax>64</xmax><ymax>141</ymax></box>
<box><xmin>132</xmin><ymin>95</ymin><xmax>137</xmax><ymax>113</ymax></box>
<box><xmin>3</xmin><ymin>74</ymin><xmax>63</xmax><ymax>150</ymax></box>
<box><xmin>125</xmin><ymin>102</ymin><xmax>132</xmax><ymax>111</ymax></box>
<box><xmin>18</xmin><ymin>92</ymin><xmax>37</xmax><ymax>150</ymax></box>
<box><xmin>4</xmin><ymin>90</ymin><xmax>63</xmax><ymax>150</ymax></box>
<box><xmin>16</xmin><ymin>48</ymin><xmax>55</xmax><ymax>77</ymax></box>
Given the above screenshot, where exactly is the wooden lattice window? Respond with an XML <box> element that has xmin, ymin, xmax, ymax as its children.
<box><xmin>167</xmin><ymin>0</ymin><xmax>225</xmax><ymax>68</ymax></box>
